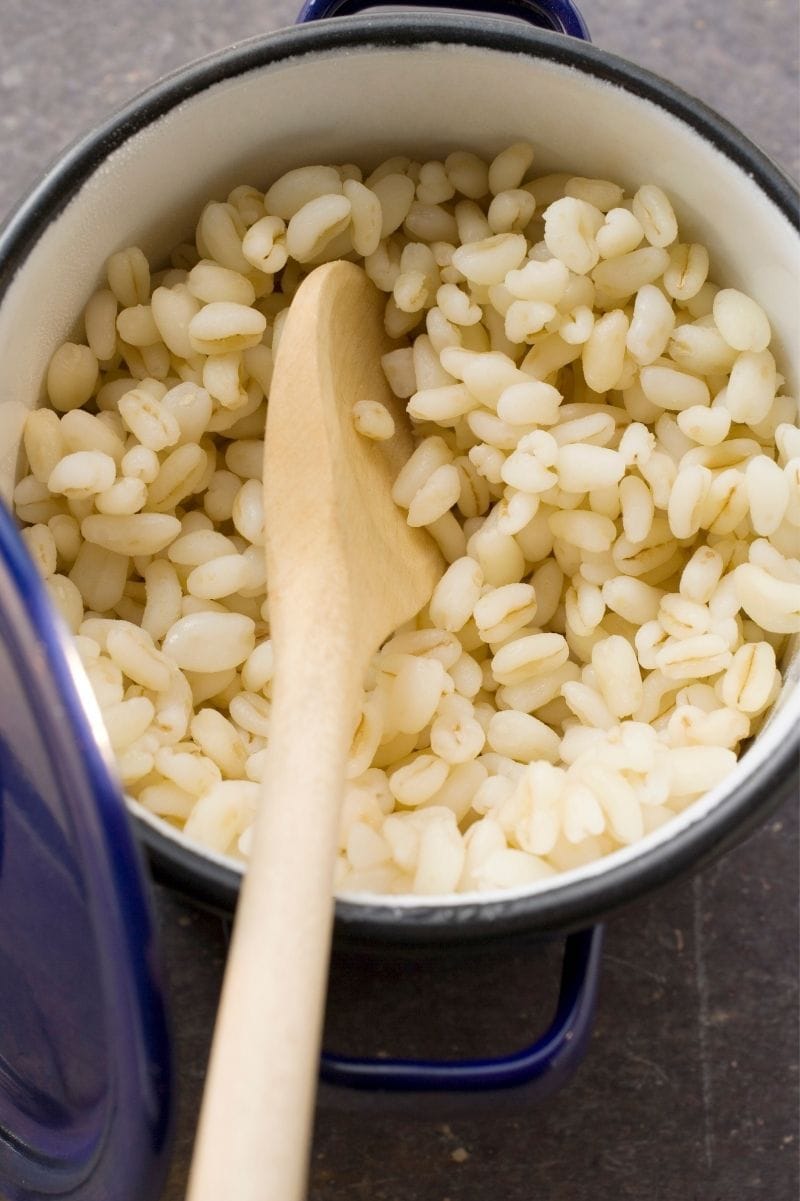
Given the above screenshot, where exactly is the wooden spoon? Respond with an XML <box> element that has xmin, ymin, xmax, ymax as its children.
<box><xmin>187</xmin><ymin>261</ymin><xmax>442</xmax><ymax>1201</ymax></box>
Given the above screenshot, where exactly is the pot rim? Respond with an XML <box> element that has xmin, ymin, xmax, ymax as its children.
<box><xmin>1</xmin><ymin>12</ymin><xmax>798</xmax><ymax>943</ymax></box>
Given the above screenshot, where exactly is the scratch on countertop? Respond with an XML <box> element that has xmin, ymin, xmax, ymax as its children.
<box><xmin>603</xmin><ymin>954</ymin><xmax>668</xmax><ymax>986</ymax></box>
<box><xmin>692</xmin><ymin>873</ymin><xmax>715</xmax><ymax>1172</ymax></box>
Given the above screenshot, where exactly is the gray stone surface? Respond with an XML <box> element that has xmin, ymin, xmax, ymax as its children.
<box><xmin>1</xmin><ymin>2</ymin><xmax>798</xmax><ymax>1199</ymax></box>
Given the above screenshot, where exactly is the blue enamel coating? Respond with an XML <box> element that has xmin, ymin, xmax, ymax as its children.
<box><xmin>320</xmin><ymin>926</ymin><xmax>603</xmax><ymax>1092</ymax></box>
<box><xmin>296</xmin><ymin>0</ymin><xmax>591</xmax><ymax>40</ymax></box>
<box><xmin>0</xmin><ymin>499</ymin><xmax>172</xmax><ymax>1201</ymax></box>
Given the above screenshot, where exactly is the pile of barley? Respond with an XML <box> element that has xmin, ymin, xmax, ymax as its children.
<box><xmin>14</xmin><ymin>143</ymin><xmax>800</xmax><ymax>895</ymax></box>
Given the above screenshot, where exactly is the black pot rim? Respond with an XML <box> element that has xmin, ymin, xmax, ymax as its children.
<box><xmin>1</xmin><ymin>12</ymin><xmax>798</xmax><ymax>945</ymax></box>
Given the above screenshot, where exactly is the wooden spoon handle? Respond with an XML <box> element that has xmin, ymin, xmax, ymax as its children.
<box><xmin>187</xmin><ymin>627</ymin><xmax>361</xmax><ymax>1201</ymax></box>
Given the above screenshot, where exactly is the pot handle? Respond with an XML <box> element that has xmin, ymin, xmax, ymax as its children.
<box><xmin>295</xmin><ymin>0</ymin><xmax>591</xmax><ymax>41</ymax></box>
<box><xmin>319</xmin><ymin>924</ymin><xmax>603</xmax><ymax>1094</ymax></box>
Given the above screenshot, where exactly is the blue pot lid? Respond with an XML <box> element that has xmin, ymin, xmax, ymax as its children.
<box><xmin>0</xmin><ymin>500</ymin><xmax>173</xmax><ymax>1201</ymax></box>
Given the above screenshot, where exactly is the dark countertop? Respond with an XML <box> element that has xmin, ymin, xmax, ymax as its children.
<box><xmin>1</xmin><ymin>3</ymin><xmax>798</xmax><ymax>1199</ymax></box>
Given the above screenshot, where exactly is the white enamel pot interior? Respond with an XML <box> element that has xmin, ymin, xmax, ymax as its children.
<box><xmin>0</xmin><ymin>15</ymin><xmax>797</xmax><ymax>944</ymax></box>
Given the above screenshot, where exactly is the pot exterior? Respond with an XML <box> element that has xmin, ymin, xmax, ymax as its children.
<box><xmin>0</xmin><ymin>14</ymin><xmax>798</xmax><ymax>948</ymax></box>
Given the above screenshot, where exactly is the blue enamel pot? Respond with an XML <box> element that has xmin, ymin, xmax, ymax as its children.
<box><xmin>0</xmin><ymin>2</ymin><xmax>797</xmax><ymax>1198</ymax></box>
